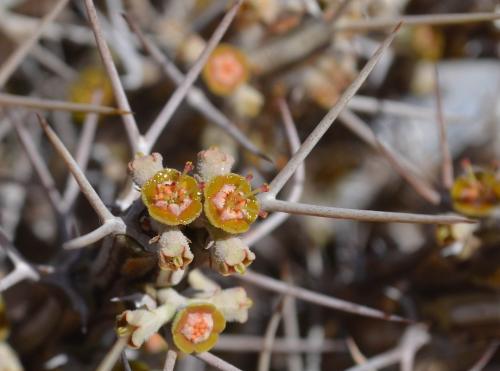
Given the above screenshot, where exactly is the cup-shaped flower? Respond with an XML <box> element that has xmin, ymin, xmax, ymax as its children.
<box><xmin>202</xmin><ymin>44</ymin><xmax>249</xmax><ymax>96</ymax></box>
<box><xmin>172</xmin><ymin>303</ymin><xmax>226</xmax><ymax>354</ymax></box>
<box><xmin>69</xmin><ymin>66</ymin><xmax>114</xmax><ymax>122</ymax></box>
<box><xmin>129</xmin><ymin>153</ymin><xmax>164</xmax><ymax>187</ymax></box>
<box><xmin>157</xmin><ymin>230</ymin><xmax>193</xmax><ymax>271</ymax></box>
<box><xmin>116</xmin><ymin>304</ymin><xmax>176</xmax><ymax>349</ymax></box>
<box><xmin>211</xmin><ymin>237</ymin><xmax>255</xmax><ymax>275</ymax></box>
<box><xmin>204</xmin><ymin>174</ymin><xmax>260</xmax><ymax>233</ymax></box>
<box><xmin>142</xmin><ymin>169</ymin><xmax>202</xmax><ymax>226</ymax></box>
<box><xmin>210</xmin><ymin>287</ymin><xmax>253</xmax><ymax>323</ymax></box>
<box><xmin>197</xmin><ymin>147</ymin><xmax>235</xmax><ymax>182</ymax></box>
<box><xmin>451</xmin><ymin>167</ymin><xmax>500</xmax><ymax>217</ymax></box>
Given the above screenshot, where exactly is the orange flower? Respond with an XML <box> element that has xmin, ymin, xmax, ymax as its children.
<box><xmin>202</xmin><ymin>44</ymin><xmax>249</xmax><ymax>96</ymax></box>
<box><xmin>172</xmin><ymin>304</ymin><xmax>225</xmax><ymax>354</ymax></box>
<box><xmin>204</xmin><ymin>174</ymin><xmax>262</xmax><ymax>233</ymax></box>
<box><xmin>451</xmin><ymin>165</ymin><xmax>500</xmax><ymax>217</ymax></box>
<box><xmin>141</xmin><ymin>168</ymin><xmax>202</xmax><ymax>226</ymax></box>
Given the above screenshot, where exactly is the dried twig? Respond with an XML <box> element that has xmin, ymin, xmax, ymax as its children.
<box><xmin>215</xmin><ymin>335</ymin><xmax>345</xmax><ymax>353</ymax></box>
<box><xmin>468</xmin><ymin>341</ymin><xmax>499</xmax><ymax>371</ymax></box>
<box><xmin>348</xmin><ymin>95</ymin><xmax>463</xmax><ymax>123</ymax></box>
<box><xmin>0</xmin><ymin>0</ymin><xmax>69</xmax><ymax>88</ymax></box>
<box><xmin>434</xmin><ymin>66</ymin><xmax>454</xmax><ymax>189</ymax></box>
<box><xmin>344</xmin><ymin>325</ymin><xmax>430</xmax><ymax>371</ymax></box>
<box><xmin>374</xmin><ymin>133</ymin><xmax>441</xmax><ymax>205</ymax></box>
<box><xmin>37</xmin><ymin>115</ymin><xmax>126</xmax><ymax>248</ymax></box>
<box><xmin>244</xmin><ymin>99</ymin><xmax>304</xmax><ymax>245</ymax></box>
<box><xmin>143</xmin><ymin>0</ymin><xmax>244</xmax><ymax>152</ymax></box>
<box><xmin>124</xmin><ymin>13</ymin><xmax>268</xmax><ymax>160</ymax></box>
<box><xmin>11</xmin><ymin>114</ymin><xmax>63</xmax><ymax>213</ymax></box>
<box><xmin>96</xmin><ymin>337</ymin><xmax>128</xmax><ymax>371</ymax></box>
<box><xmin>196</xmin><ymin>352</ymin><xmax>243</xmax><ymax>371</ymax></box>
<box><xmin>83</xmin><ymin>0</ymin><xmax>142</xmax><ymax>153</ymax></box>
<box><xmin>0</xmin><ymin>93</ymin><xmax>126</xmax><ymax>115</ymax></box>
<box><xmin>0</xmin><ymin>227</ymin><xmax>40</xmax><ymax>292</ymax></box>
<box><xmin>346</xmin><ymin>337</ymin><xmax>376</xmax><ymax>371</ymax></box>
<box><xmin>258</xmin><ymin>299</ymin><xmax>284</xmax><ymax>371</ymax></box>
<box><xmin>332</xmin><ymin>12</ymin><xmax>500</xmax><ymax>32</ymax></box>
<box><xmin>265</xmin><ymin>24</ymin><xmax>400</xmax><ymax>198</ymax></box>
<box><xmin>260</xmin><ymin>198</ymin><xmax>470</xmax><ymax>224</ymax></box>
<box><xmin>238</xmin><ymin>270</ymin><xmax>407</xmax><ymax>322</ymax></box>
<box><xmin>61</xmin><ymin>91</ymin><xmax>102</xmax><ymax>212</ymax></box>
<box><xmin>164</xmin><ymin>350</ymin><xmax>178</xmax><ymax>371</ymax></box>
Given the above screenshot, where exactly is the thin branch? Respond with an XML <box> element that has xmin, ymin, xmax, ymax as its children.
<box><xmin>374</xmin><ymin>132</ymin><xmax>441</xmax><ymax>205</ymax></box>
<box><xmin>215</xmin><ymin>335</ymin><xmax>345</xmax><ymax>353</ymax></box>
<box><xmin>121</xmin><ymin>352</ymin><xmax>132</xmax><ymax>371</ymax></box>
<box><xmin>338</xmin><ymin>109</ymin><xmax>429</xmax><ymax>180</ymax></box>
<box><xmin>237</xmin><ymin>270</ymin><xmax>408</xmax><ymax>322</ymax></box>
<box><xmin>124</xmin><ymin>13</ymin><xmax>269</xmax><ymax>161</ymax></box>
<box><xmin>266</xmin><ymin>24</ymin><xmax>400</xmax><ymax>198</ymax></box>
<box><xmin>348</xmin><ymin>95</ymin><xmax>463</xmax><ymax>123</ymax></box>
<box><xmin>282</xmin><ymin>276</ymin><xmax>304</xmax><ymax>371</ymax></box>
<box><xmin>346</xmin><ymin>337</ymin><xmax>376</xmax><ymax>371</ymax></box>
<box><xmin>96</xmin><ymin>337</ymin><xmax>128</xmax><ymax>371</ymax></box>
<box><xmin>10</xmin><ymin>113</ymin><xmax>63</xmax><ymax>212</ymax></box>
<box><xmin>83</xmin><ymin>0</ymin><xmax>142</xmax><ymax>153</ymax></box>
<box><xmin>0</xmin><ymin>227</ymin><xmax>40</xmax><ymax>292</ymax></box>
<box><xmin>332</xmin><ymin>12</ymin><xmax>500</xmax><ymax>32</ymax></box>
<box><xmin>340</xmin><ymin>108</ymin><xmax>442</xmax><ymax>204</ymax></box>
<box><xmin>258</xmin><ymin>300</ymin><xmax>283</xmax><ymax>371</ymax></box>
<box><xmin>261</xmin><ymin>198</ymin><xmax>472</xmax><ymax>224</ymax></box>
<box><xmin>143</xmin><ymin>0</ymin><xmax>244</xmax><ymax>152</ymax></box>
<box><xmin>37</xmin><ymin>114</ymin><xmax>117</xmax><ymax>222</ymax></box>
<box><xmin>0</xmin><ymin>0</ymin><xmax>69</xmax><ymax>88</ymax></box>
<box><xmin>196</xmin><ymin>352</ymin><xmax>243</xmax><ymax>371</ymax></box>
<box><xmin>434</xmin><ymin>66</ymin><xmax>454</xmax><ymax>189</ymax></box>
<box><xmin>244</xmin><ymin>99</ymin><xmax>304</xmax><ymax>245</ymax></box>
<box><xmin>0</xmin><ymin>93</ymin><xmax>126</xmax><ymax>115</ymax></box>
<box><xmin>63</xmin><ymin>219</ymin><xmax>125</xmax><ymax>250</ymax></box>
<box><xmin>62</xmin><ymin>91</ymin><xmax>101</xmax><ymax>212</ymax></box>
<box><xmin>468</xmin><ymin>341</ymin><xmax>499</xmax><ymax>371</ymax></box>
<box><xmin>31</xmin><ymin>44</ymin><xmax>77</xmax><ymax>81</ymax></box>
<box><xmin>164</xmin><ymin>350</ymin><xmax>178</xmax><ymax>371</ymax></box>
<box><xmin>345</xmin><ymin>325</ymin><xmax>429</xmax><ymax>371</ymax></box>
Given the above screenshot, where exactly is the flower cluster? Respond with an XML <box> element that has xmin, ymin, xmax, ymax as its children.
<box><xmin>129</xmin><ymin>147</ymin><xmax>267</xmax><ymax>277</ymax></box>
<box><xmin>116</xmin><ymin>270</ymin><xmax>252</xmax><ymax>354</ymax></box>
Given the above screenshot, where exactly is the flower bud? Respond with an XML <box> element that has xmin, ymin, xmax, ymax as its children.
<box><xmin>157</xmin><ymin>230</ymin><xmax>193</xmax><ymax>271</ymax></box>
<box><xmin>197</xmin><ymin>147</ymin><xmax>235</xmax><ymax>182</ymax></box>
<box><xmin>229</xmin><ymin>84</ymin><xmax>264</xmax><ymax>118</ymax></box>
<box><xmin>211</xmin><ymin>237</ymin><xmax>255</xmax><ymax>275</ymax></box>
<box><xmin>128</xmin><ymin>153</ymin><xmax>164</xmax><ymax>187</ymax></box>
<box><xmin>210</xmin><ymin>287</ymin><xmax>252</xmax><ymax>323</ymax></box>
<box><xmin>116</xmin><ymin>304</ymin><xmax>176</xmax><ymax>349</ymax></box>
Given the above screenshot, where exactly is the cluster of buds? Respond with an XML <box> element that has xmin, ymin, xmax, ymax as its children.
<box><xmin>128</xmin><ymin>147</ymin><xmax>267</xmax><ymax>278</ymax></box>
<box><xmin>116</xmin><ymin>270</ymin><xmax>252</xmax><ymax>353</ymax></box>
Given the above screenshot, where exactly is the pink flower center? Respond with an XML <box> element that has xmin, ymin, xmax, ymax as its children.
<box><xmin>210</xmin><ymin>52</ymin><xmax>244</xmax><ymax>88</ymax></box>
<box><xmin>212</xmin><ymin>184</ymin><xmax>247</xmax><ymax>221</ymax></box>
<box><xmin>153</xmin><ymin>181</ymin><xmax>193</xmax><ymax>216</ymax></box>
<box><xmin>180</xmin><ymin>312</ymin><xmax>214</xmax><ymax>344</ymax></box>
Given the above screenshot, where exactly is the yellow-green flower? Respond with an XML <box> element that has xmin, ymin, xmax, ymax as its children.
<box><xmin>451</xmin><ymin>166</ymin><xmax>500</xmax><ymax>217</ymax></box>
<box><xmin>141</xmin><ymin>169</ymin><xmax>202</xmax><ymax>226</ymax></box>
<box><xmin>172</xmin><ymin>303</ymin><xmax>225</xmax><ymax>354</ymax></box>
<box><xmin>204</xmin><ymin>174</ymin><xmax>261</xmax><ymax>234</ymax></box>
